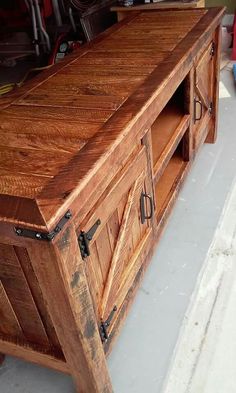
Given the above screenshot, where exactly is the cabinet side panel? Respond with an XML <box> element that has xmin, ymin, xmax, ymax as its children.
<box><xmin>0</xmin><ymin>242</ymin><xmax>63</xmax><ymax>359</ymax></box>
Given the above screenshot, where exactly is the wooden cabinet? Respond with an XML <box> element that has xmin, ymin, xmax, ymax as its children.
<box><xmin>0</xmin><ymin>7</ymin><xmax>224</xmax><ymax>393</ymax></box>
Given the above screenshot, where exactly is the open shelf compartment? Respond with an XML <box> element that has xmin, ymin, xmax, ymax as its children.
<box><xmin>150</xmin><ymin>79</ymin><xmax>191</xmax><ymax>222</ymax></box>
<box><xmin>151</xmin><ymin>81</ymin><xmax>190</xmax><ymax>183</ymax></box>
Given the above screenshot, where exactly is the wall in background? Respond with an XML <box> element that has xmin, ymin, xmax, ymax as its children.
<box><xmin>206</xmin><ymin>0</ymin><xmax>235</xmax><ymax>13</ymax></box>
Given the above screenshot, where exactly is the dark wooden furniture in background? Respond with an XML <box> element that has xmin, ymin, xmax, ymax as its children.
<box><xmin>79</xmin><ymin>0</ymin><xmax>116</xmax><ymax>41</ymax></box>
<box><xmin>0</xmin><ymin>7</ymin><xmax>224</xmax><ymax>393</ymax></box>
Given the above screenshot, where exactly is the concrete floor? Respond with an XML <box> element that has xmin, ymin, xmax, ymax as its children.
<box><xmin>163</xmin><ymin>178</ymin><xmax>236</xmax><ymax>393</ymax></box>
<box><xmin>0</xmin><ymin>67</ymin><xmax>235</xmax><ymax>393</ymax></box>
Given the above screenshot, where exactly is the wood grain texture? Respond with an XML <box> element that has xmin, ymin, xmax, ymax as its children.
<box><xmin>0</xmin><ymin>8</ymin><xmax>224</xmax><ymax>393</ymax></box>
<box><xmin>100</xmin><ymin>172</ymin><xmax>145</xmax><ymax>319</ymax></box>
<box><xmin>0</xmin><ymin>338</ymin><xmax>68</xmax><ymax>373</ymax></box>
<box><xmin>0</xmin><ymin>280</ymin><xmax>24</xmax><ymax>339</ymax></box>
<box><xmin>27</xmin><ymin>224</ymin><xmax>113</xmax><ymax>392</ymax></box>
<box><xmin>0</xmin><ymin>8</ymin><xmax>224</xmax><ymax>230</ymax></box>
<box><xmin>0</xmin><ymin>243</ymin><xmax>63</xmax><ymax>359</ymax></box>
<box><xmin>35</xmin><ymin>7</ymin><xmax>224</xmax><ymax>229</ymax></box>
<box><xmin>77</xmin><ymin>146</ymin><xmax>152</xmax><ymax>325</ymax></box>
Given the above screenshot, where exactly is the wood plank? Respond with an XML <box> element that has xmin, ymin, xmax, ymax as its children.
<box><xmin>0</xmin><ymin>129</ymin><xmax>85</xmax><ymax>154</ymax></box>
<box><xmin>152</xmin><ymin>114</ymin><xmax>190</xmax><ymax>183</ymax></box>
<box><xmin>27</xmin><ymin>224</ymin><xmax>113</xmax><ymax>392</ymax></box>
<box><xmin>0</xmin><ymin>146</ymin><xmax>71</xmax><ymax>177</ymax></box>
<box><xmin>18</xmin><ymin>93</ymin><xmax>122</xmax><ymax>111</ymax></box>
<box><xmin>1</xmin><ymin>105</ymin><xmax>112</xmax><ymax>123</ymax></box>
<box><xmin>101</xmin><ymin>171</ymin><xmax>144</xmax><ymax>319</ymax></box>
<box><xmin>155</xmin><ymin>153</ymin><xmax>187</xmax><ymax>220</ymax></box>
<box><xmin>0</xmin><ymin>254</ymin><xmax>50</xmax><ymax>346</ymax></box>
<box><xmin>95</xmin><ymin>225</ymin><xmax>113</xmax><ymax>284</ymax></box>
<box><xmin>115</xmin><ymin>228</ymin><xmax>152</xmax><ymax>315</ymax></box>
<box><xmin>73</xmin><ymin>50</ymin><xmax>168</xmax><ymax>66</ymax></box>
<box><xmin>107</xmin><ymin>210</ymin><xmax>120</xmax><ymax>254</ymax></box>
<box><xmin>63</xmin><ymin>64</ymin><xmax>154</xmax><ymax>76</ymax></box>
<box><xmin>0</xmin><ymin>116</ymin><xmax>102</xmax><ymax>138</ymax></box>
<box><xmin>0</xmin><ymin>194</ymin><xmax>46</xmax><ymax>228</ymax></box>
<box><xmin>0</xmin><ymin>338</ymin><xmax>68</xmax><ymax>374</ymax></box>
<box><xmin>0</xmin><ymin>170</ymin><xmax>48</xmax><ymax>199</ymax></box>
<box><xmin>104</xmin><ymin>232</ymin><xmax>154</xmax><ymax>355</ymax></box>
<box><xmin>94</xmin><ymin>41</ymin><xmax>177</xmax><ymax>52</ymax></box>
<box><xmin>184</xmin><ymin>68</ymin><xmax>194</xmax><ymax>158</ymax></box>
<box><xmin>84</xmin><ymin>243</ymin><xmax>104</xmax><ymax>319</ymax></box>
<box><xmin>14</xmin><ymin>247</ymin><xmax>62</xmax><ymax>351</ymax></box>
<box><xmin>0</xmin><ymin>280</ymin><xmax>24</xmax><ymax>338</ymax></box>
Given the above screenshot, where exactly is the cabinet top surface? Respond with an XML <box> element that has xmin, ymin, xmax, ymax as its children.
<box><xmin>0</xmin><ymin>7</ymin><xmax>224</xmax><ymax>231</ymax></box>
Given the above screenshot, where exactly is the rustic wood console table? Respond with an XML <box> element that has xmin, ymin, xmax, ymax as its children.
<box><xmin>0</xmin><ymin>7</ymin><xmax>224</xmax><ymax>392</ymax></box>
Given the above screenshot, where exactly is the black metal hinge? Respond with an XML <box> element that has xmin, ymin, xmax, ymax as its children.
<box><xmin>14</xmin><ymin>210</ymin><xmax>72</xmax><ymax>241</ymax></box>
<box><xmin>100</xmin><ymin>306</ymin><xmax>117</xmax><ymax>343</ymax></box>
<box><xmin>78</xmin><ymin>219</ymin><xmax>101</xmax><ymax>259</ymax></box>
<box><xmin>210</xmin><ymin>42</ymin><xmax>215</xmax><ymax>57</ymax></box>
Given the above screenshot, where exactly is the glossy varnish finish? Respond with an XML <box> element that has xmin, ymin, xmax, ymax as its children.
<box><xmin>0</xmin><ymin>8</ymin><xmax>224</xmax><ymax>392</ymax></box>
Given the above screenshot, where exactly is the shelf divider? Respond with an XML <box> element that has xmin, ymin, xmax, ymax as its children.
<box><xmin>153</xmin><ymin>114</ymin><xmax>190</xmax><ymax>184</ymax></box>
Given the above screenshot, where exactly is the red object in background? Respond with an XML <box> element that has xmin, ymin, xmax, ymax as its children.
<box><xmin>49</xmin><ymin>33</ymin><xmax>81</xmax><ymax>65</ymax></box>
<box><xmin>41</xmin><ymin>0</ymin><xmax>53</xmax><ymax>19</ymax></box>
<box><xmin>232</xmin><ymin>12</ymin><xmax>236</xmax><ymax>60</ymax></box>
<box><xmin>0</xmin><ymin>0</ymin><xmax>53</xmax><ymax>30</ymax></box>
<box><xmin>0</xmin><ymin>0</ymin><xmax>30</xmax><ymax>29</ymax></box>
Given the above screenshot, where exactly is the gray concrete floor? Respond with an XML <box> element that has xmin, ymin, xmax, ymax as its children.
<box><xmin>0</xmin><ymin>68</ymin><xmax>235</xmax><ymax>393</ymax></box>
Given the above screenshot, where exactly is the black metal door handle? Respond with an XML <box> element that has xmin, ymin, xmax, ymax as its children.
<box><xmin>140</xmin><ymin>192</ymin><xmax>154</xmax><ymax>224</ymax></box>
<box><xmin>194</xmin><ymin>98</ymin><xmax>203</xmax><ymax>123</ymax></box>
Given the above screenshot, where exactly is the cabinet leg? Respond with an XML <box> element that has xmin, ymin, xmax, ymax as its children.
<box><xmin>27</xmin><ymin>224</ymin><xmax>113</xmax><ymax>393</ymax></box>
<box><xmin>0</xmin><ymin>354</ymin><xmax>5</xmax><ymax>366</ymax></box>
<box><xmin>205</xmin><ymin>119</ymin><xmax>217</xmax><ymax>144</ymax></box>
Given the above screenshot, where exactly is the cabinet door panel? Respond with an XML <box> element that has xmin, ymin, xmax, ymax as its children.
<box><xmin>78</xmin><ymin>146</ymin><xmax>154</xmax><ymax>330</ymax></box>
<box><xmin>193</xmin><ymin>41</ymin><xmax>214</xmax><ymax>148</ymax></box>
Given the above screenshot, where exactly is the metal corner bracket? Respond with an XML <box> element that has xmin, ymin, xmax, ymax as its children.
<box><xmin>14</xmin><ymin>210</ymin><xmax>72</xmax><ymax>241</ymax></box>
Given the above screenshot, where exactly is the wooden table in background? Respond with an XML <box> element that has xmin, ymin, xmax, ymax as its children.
<box><xmin>111</xmin><ymin>0</ymin><xmax>205</xmax><ymax>21</ymax></box>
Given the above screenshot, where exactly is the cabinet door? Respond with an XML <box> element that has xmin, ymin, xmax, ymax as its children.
<box><xmin>193</xmin><ymin>41</ymin><xmax>215</xmax><ymax>148</ymax></box>
<box><xmin>77</xmin><ymin>146</ymin><xmax>153</xmax><ymax>339</ymax></box>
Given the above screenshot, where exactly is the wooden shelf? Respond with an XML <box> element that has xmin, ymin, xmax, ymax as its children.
<box><xmin>151</xmin><ymin>101</ymin><xmax>189</xmax><ymax>182</ymax></box>
<box><xmin>155</xmin><ymin>151</ymin><xmax>187</xmax><ymax>220</ymax></box>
